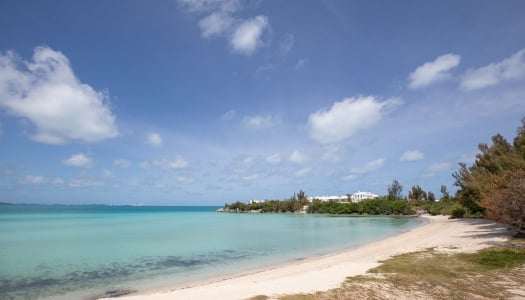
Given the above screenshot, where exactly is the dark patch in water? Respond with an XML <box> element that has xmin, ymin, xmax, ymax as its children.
<box><xmin>90</xmin><ymin>288</ymin><xmax>137</xmax><ymax>299</ymax></box>
<box><xmin>2</xmin><ymin>249</ymin><xmax>258</xmax><ymax>300</ymax></box>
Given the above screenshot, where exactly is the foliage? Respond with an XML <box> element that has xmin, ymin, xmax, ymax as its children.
<box><xmin>387</xmin><ymin>179</ymin><xmax>403</xmax><ymax>200</ymax></box>
<box><xmin>420</xmin><ymin>197</ymin><xmax>464</xmax><ymax>216</ymax></box>
<box><xmin>450</xmin><ymin>205</ymin><xmax>466</xmax><ymax>219</ymax></box>
<box><xmin>306</xmin><ymin>198</ymin><xmax>414</xmax><ymax>215</ymax></box>
<box><xmin>453</xmin><ymin>116</ymin><xmax>525</xmax><ymax>233</ymax></box>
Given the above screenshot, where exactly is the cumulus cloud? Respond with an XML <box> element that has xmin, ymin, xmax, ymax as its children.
<box><xmin>424</xmin><ymin>162</ymin><xmax>451</xmax><ymax>177</ymax></box>
<box><xmin>400</xmin><ymin>150</ymin><xmax>424</xmax><ymax>162</ymax></box>
<box><xmin>351</xmin><ymin>158</ymin><xmax>385</xmax><ymax>174</ymax></box>
<box><xmin>265</xmin><ymin>153</ymin><xmax>281</xmax><ymax>164</ymax></box>
<box><xmin>342</xmin><ymin>174</ymin><xmax>358</xmax><ymax>181</ymax></box>
<box><xmin>308</xmin><ymin>96</ymin><xmax>400</xmax><ymax>144</ymax></box>
<box><xmin>294</xmin><ymin>167</ymin><xmax>311</xmax><ymax>177</ymax></box>
<box><xmin>152</xmin><ymin>157</ymin><xmax>189</xmax><ymax>170</ymax></box>
<box><xmin>0</xmin><ymin>46</ymin><xmax>118</xmax><ymax>144</ymax></box>
<box><xmin>243</xmin><ymin>114</ymin><xmax>280</xmax><ymax>129</ymax></box>
<box><xmin>408</xmin><ymin>53</ymin><xmax>460</xmax><ymax>89</ymax></box>
<box><xmin>199</xmin><ymin>11</ymin><xmax>234</xmax><ymax>37</ymax></box>
<box><xmin>460</xmin><ymin>48</ymin><xmax>525</xmax><ymax>90</ymax></box>
<box><xmin>230</xmin><ymin>16</ymin><xmax>269</xmax><ymax>55</ymax></box>
<box><xmin>179</xmin><ymin>0</ymin><xmax>268</xmax><ymax>55</ymax></box>
<box><xmin>290</xmin><ymin>150</ymin><xmax>309</xmax><ymax>164</ymax></box>
<box><xmin>19</xmin><ymin>175</ymin><xmax>45</xmax><ymax>185</ymax></box>
<box><xmin>146</xmin><ymin>132</ymin><xmax>163</xmax><ymax>147</ymax></box>
<box><xmin>113</xmin><ymin>159</ymin><xmax>131</xmax><ymax>168</ymax></box>
<box><xmin>62</xmin><ymin>153</ymin><xmax>92</xmax><ymax>168</ymax></box>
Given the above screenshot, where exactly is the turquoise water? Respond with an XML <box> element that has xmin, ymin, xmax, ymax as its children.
<box><xmin>0</xmin><ymin>205</ymin><xmax>424</xmax><ymax>299</ymax></box>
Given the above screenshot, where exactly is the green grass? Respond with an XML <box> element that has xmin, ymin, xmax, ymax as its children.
<box><xmin>264</xmin><ymin>244</ymin><xmax>525</xmax><ymax>300</ymax></box>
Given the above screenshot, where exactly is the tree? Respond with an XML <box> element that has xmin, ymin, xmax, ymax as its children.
<box><xmin>483</xmin><ymin>170</ymin><xmax>525</xmax><ymax>236</ymax></box>
<box><xmin>427</xmin><ymin>191</ymin><xmax>436</xmax><ymax>202</ymax></box>
<box><xmin>453</xmin><ymin>116</ymin><xmax>525</xmax><ymax>230</ymax></box>
<box><xmin>440</xmin><ymin>185</ymin><xmax>450</xmax><ymax>200</ymax></box>
<box><xmin>408</xmin><ymin>185</ymin><xmax>426</xmax><ymax>205</ymax></box>
<box><xmin>387</xmin><ymin>179</ymin><xmax>403</xmax><ymax>200</ymax></box>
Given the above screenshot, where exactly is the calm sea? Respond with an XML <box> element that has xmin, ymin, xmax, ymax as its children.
<box><xmin>0</xmin><ymin>205</ymin><xmax>424</xmax><ymax>300</ymax></box>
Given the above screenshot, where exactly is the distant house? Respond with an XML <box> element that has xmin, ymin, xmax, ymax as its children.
<box><xmin>249</xmin><ymin>199</ymin><xmax>267</xmax><ymax>204</ymax></box>
<box><xmin>350</xmin><ymin>191</ymin><xmax>379</xmax><ymax>202</ymax></box>
<box><xmin>306</xmin><ymin>195</ymin><xmax>349</xmax><ymax>203</ymax></box>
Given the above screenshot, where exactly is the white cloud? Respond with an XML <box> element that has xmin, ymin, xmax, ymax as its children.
<box><xmin>0</xmin><ymin>46</ymin><xmax>118</xmax><ymax>144</ymax></box>
<box><xmin>290</xmin><ymin>150</ymin><xmax>309</xmax><ymax>164</ymax></box>
<box><xmin>400</xmin><ymin>150</ymin><xmax>424</xmax><ymax>162</ymax></box>
<box><xmin>177</xmin><ymin>176</ymin><xmax>194</xmax><ymax>185</ymax></box>
<box><xmin>62</xmin><ymin>153</ymin><xmax>92</xmax><ymax>168</ymax></box>
<box><xmin>424</xmin><ymin>162</ymin><xmax>451</xmax><ymax>177</ymax></box>
<box><xmin>342</xmin><ymin>174</ymin><xmax>358</xmax><ymax>181</ymax></box>
<box><xmin>230</xmin><ymin>16</ymin><xmax>269</xmax><ymax>55</ymax></box>
<box><xmin>113</xmin><ymin>159</ymin><xmax>131</xmax><ymax>168</ymax></box>
<box><xmin>351</xmin><ymin>158</ymin><xmax>385</xmax><ymax>174</ymax></box>
<box><xmin>294</xmin><ymin>167</ymin><xmax>311</xmax><ymax>177</ymax></box>
<box><xmin>68</xmin><ymin>176</ymin><xmax>103</xmax><ymax>188</ymax></box>
<box><xmin>308</xmin><ymin>96</ymin><xmax>400</xmax><ymax>144</ymax></box>
<box><xmin>408</xmin><ymin>53</ymin><xmax>460</xmax><ymax>89</ymax></box>
<box><xmin>460</xmin><ymin>48</ymin><xmax>525</xmax><ymax>90</ymax></box>
<box><xmin>428</xmin><ymin>162</ymin><xmax>451</xmax><ymax>172</ymax></box>
<box><xmin>19</xmin><ymin>175</ymin><xmax>45</xmax><ymax>185</ymax></box>
<box><xmin>321</xmin><ymin>145</ymin><xmax>342</xmax><ymax>163</ymax></box>
<box><xmin>51</xmin><ymin>177</ymin><xmax>65</xmax><ymax>185</ymax></box>
<box><xmin>199</xmin><ymin>11</ymin><xmax>233</xmax><ymax>37</ymax></box>
<box><xmin>266</xmin><ymin>153</ymin><xmax>281</xmax><ymax>164</ymax></box>
<box><xmin>102</xmin><ymin>169</ymin><xmax>114</xmax><ymax>178</ymax></box>
<box><xmin>243</xmin><ymin>114</ymin><xmax>280</xmax><ymax>129</ymax></box>
<box><xmin>152</xmin><ymin>157</ymin><xmax>189</xmax><ymax>170</ymax></box>
<box><xmin>146</xmin><ymin>132</ymin><xmax>163</xmax><ymax>147</ymax></box>
<box><xmin>279</xmin><ymin>33</ymin><xmax>295</xmax><ymax>56</ymax></box>
<box><xmin>221</xmin><ymin>109</ymin><xmax>236</xmax><ymax>121</ymax></box>
<box><xmin>240</xmin><ymin>173</ymin><xmax>258</xmax><ymax>181</ymax></box>
<box><xmin>178</xmin><ymin>0</ymin><xmax>240</xmax><ymax>14</ymax></box>
<box><xmin>139</xmin><ymin>161</ymin><xmax>150</xmax><ymax>170</ymax></box>
<box><xmin>179</xmin><ymin>0</ymin><xmax>269</xmax><ymax>56</ymax></box>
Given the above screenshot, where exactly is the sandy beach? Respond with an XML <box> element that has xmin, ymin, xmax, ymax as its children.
<box><xmin>105</xmin><ymin>215</ymin><xmax>514</xmax><ymax>300</ymax></box>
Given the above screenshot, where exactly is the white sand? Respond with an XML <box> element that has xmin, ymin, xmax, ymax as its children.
<box><xmin>104</xmin><ymin>215</ymin><xmax>513</xmax><ymax>300</ymax></box>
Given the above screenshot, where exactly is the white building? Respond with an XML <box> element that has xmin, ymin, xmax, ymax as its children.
<box><xmin>350</xmin><ymin>191</ymin><xmax>379</xmax><ymax>202</ymax></box>
<box><xmin>306</xmin><ymin>195</ymin><xmax>349</xmax><ymax>203</ymax></box>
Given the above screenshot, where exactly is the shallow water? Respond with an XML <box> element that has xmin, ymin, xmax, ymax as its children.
<box><xmin>0</xmin><ymin>205</ymin><xmax>424</xmax><ymax>299</ymax></box>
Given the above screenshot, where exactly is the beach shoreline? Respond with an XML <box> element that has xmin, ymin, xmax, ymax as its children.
<box><xmin>102</xmin><ymin>215</ymin><xmax>513</xmax><ymax>300</ymax></box>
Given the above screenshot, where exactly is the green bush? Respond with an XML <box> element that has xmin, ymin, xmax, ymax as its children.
<box><xmin>450</xmin><ymin>205</ymin><xmax>466</xmax><ymax>218</ymax></box>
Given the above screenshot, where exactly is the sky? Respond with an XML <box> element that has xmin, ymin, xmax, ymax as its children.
<box><xmin>0</xmin><ymin>0</ymin><xmax>524</xmax><ymax>205</ymax></box>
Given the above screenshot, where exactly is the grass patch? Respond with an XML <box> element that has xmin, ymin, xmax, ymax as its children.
<box><xmin>246</xmin><ymin>296</ymin><xmax>269</xmax><ymax>300</ymax></box>
<box><xmin>461</xmin><ymin>247</ymin><xmax>525</xmax><ymax>270</ymax></box>
<box><xmin>274</xmin><ymin>245</ymin><xmax>525</xmax><ymax>299</ymax></box>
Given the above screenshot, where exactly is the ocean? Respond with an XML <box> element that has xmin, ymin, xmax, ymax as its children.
<box><xmin>0</xmin><ymin>205</ymin><xmax>424</xmax><ymax>300</ymax></box>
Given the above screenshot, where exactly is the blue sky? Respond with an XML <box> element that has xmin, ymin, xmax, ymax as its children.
<box><xmin>1</xmin><ymin>0</ymin><xmax>524</xmax><ymax>205</ymax></box>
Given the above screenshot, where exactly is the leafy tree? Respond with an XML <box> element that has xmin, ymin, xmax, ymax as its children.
<box><xmin>453</xmin><ymin>117</ymin><xmax>525</xmax><ymax>230</ymax></box>
<box><xmin>387</xmin><ymin>179</ymin><xmax>403</xmax><ymax>200</ymax></box>
<box><xmin>427</xmin><ymin>191</ymin><xmax>436</xmax><ymax>202</ymax></box>
<box><xmin>483</xmin><ymin>170</ymin><xmax>525</xmax><ymax>236</ymax></box>
<box><xmin>408</xmin><ymin>185</ymin><xmax>426</xmax><ymax>205</ymax></box>
<box><xmin>440</xmin><ymin>185</ymin><xmax>450</xmax><ymax>200</ymax></box>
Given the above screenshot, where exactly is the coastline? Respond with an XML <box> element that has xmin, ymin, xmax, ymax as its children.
<box><xmin>102</xmin><ymin>215</ymin><xmax>513</xmax><ymax>300</ymax></box>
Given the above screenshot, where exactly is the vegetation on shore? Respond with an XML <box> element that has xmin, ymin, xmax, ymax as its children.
<box><xmin>224</xmin><ymin>117</ymin><xmax>525</xmax><ymax>234</ymax></box>
<box><xmin>247</xmin><ymin>239</ymin><xmax>525</xmax><ymax>300</ymax></box>
<box><xmin>453</xmin><ymin>117</ymin><xmax>525</xmax><ymax>235</ymax></box>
